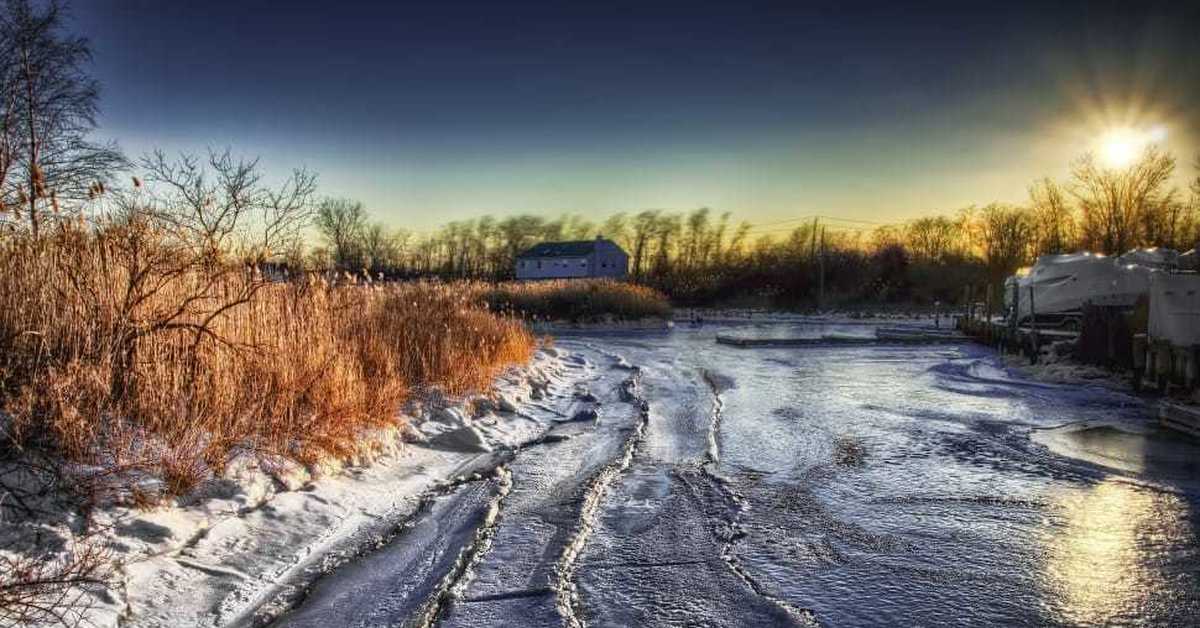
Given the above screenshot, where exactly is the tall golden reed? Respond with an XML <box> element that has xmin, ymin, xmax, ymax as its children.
<box><xmin>0</xmin><ymin>220</ymin><xmax>533</xmax><ymax>496</ymax></box>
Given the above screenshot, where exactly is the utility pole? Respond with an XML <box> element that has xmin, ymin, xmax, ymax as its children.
<box><xmin>810</xmin><ymin>217</ymin><xmax>820</xmax><ymax>310</ymax></box>
<box><xmin>818</xmin><ymin>226</ymin><xmax>826</xmax><ymax>311</ymax></box>
<box><xmin>809</xmin><ymin>217</ymin><xmax>819</xmax><ymax>259</ymax></box>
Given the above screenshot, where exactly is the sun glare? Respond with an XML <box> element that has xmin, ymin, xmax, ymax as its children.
<box><xmin>1097</xmin><ymin>125</ymin><xmax>1167</xmax><ymax>168</ymax></box>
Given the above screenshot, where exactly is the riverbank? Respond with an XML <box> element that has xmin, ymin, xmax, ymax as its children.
<box><xmin>1</xmin><ymin>345</ymin><xmax>600</xmax><ymax>627</ymax></box>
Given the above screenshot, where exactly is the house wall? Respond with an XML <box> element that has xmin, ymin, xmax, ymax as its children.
<box><xmin>515</xmin><ymin>256</ymin><xmax>592</xmax><ymax>279</ymax></box>
<box><xmin>514</xmin><ymin>239</ymin><xmax>630</xmax><ymax>280</ymax></box>
<box><xmin>589</xmin><ymin>241</ymin><xmax>628</xmax><ymax>278</ymax></box>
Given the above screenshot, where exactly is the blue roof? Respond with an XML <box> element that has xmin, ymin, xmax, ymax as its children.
<box><xmin>517</xmin><ymin>240</ymin><xmax>599</xmax><ymax>258</ymax></box>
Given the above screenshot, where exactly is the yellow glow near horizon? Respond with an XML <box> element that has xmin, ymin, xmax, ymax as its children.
<box><xmin>1098</xmin><ymin>125</ymin><xmax>1167</xmax><ymax>168</ymax></box>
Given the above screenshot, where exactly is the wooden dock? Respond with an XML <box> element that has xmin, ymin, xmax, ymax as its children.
<box><xmin>875</xmin><ymin>327</ymin><xmax>970</xmax><ymax>343</ymax></box>
<box><xmin>956</xmin><ymin>315</ymin><xmax>1078</xmax><ymax>363</ymax></box>
<box><xmin>715</xmin><ymin>328</ymin><xmax>969</xmax><ymax>348</ymax></box>
<box><xmin>715</xmin><ymin>334</ymin><xmax>875</xmax><ymax>347</ymax></box>
<box><xmin>1160</xmin><ymin>402</ymin><xmax>1200</xmax><ymax>439</ymax></box>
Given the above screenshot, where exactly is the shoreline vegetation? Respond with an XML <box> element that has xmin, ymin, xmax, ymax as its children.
<box><xmin>0</xmin><ymin>222</ymin><xmax>529</xmax><ymax>496</ymax></box>
<box><xmin>483</xmin><ymin>279</ymin><xmax>672</xmax><ymax>323</ymax></box>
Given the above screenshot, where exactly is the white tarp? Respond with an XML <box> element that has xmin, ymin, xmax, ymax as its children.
<box><xmin>1005</xmin><ymin>249</ymin><xmax>1177</xmax><ymax>322</ymax></box>
<box><xmin>1149</xmin><ymin>273</ymin><xmax>1200</xmax><ymax>346</ymax></box>
<box><xmin>1006</xmin><ymin>253</ymin><xmax>1146</xmax><ymax>321</ymax></box>
<box><xmin>1117</xmin><ymin>247</ymin><xmax>1179</xmax><ymax>269</ymax></box>
<box><xmin>1179</xmin><ymin>249</ymin><xmax>1198</xmax><ymax>272</ymax></box>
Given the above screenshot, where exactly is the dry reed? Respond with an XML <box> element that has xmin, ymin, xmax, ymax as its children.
<box><xmin>0</xmin><ymin>219</ymin><xmax>534</xmax><ymax>497</ymax></box>
<box><xmin>481</xmin><ymin>279</ymin><xmax>671</xmax><ymax>322</ymax></box>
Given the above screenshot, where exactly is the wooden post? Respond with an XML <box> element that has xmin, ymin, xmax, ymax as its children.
<box><xmin>984</xmin><ymin>284</ymin><xmax>993</xmax><ymax>343</ymax></box>
<box><xmin>1028</xmin><ymin>285</ymin><xmax>1038</xmax><ymax>364</ymax></box>
<box><xmin>1189</xmin><ymin>347</ymin><xmax>1199</xmax><ymax>391</ymax></box>
<box><xmin>1009</xmin><ymin>281</ymin><xmax>1020</xmax><ymax>356</ymax></box>
<box><xmin>1107</xmin><ymin>308</ymin><xmax>1118</xmax><ymax>369</ymax></box>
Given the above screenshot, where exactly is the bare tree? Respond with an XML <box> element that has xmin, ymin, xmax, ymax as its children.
<box><xmin>1140</xmin><ymin>197</ymin><xmax>1196</xmax><ymax>251</ymax></box>
<box><xmin>1027</xmin><ymin>177</ymin><xmax>1075</xmax><ymax>255</ymax></box>
<box><xmin>650</xmin><ymin>212</ymin><xmax>681</xmax><ymax>275</ymax></box>
<box><xmin>497</xmin><ymin>214</ymin><xmax>543</xmax><ymax>272</ymax></box>
<box><xmin>1192</xmin><ymin>153</ymin><xmax>1200</xmax><ymax>195</ymax></box>
<box><xmin>314</xmin><ymin>197</ymin><xmax>367</xmax><ymax>270</ymax></box>
<box><xmin>976</xmin><ymin>203</ymin><xmax>1032</xmax><ymax>282</ymax></box>
<box><xmin>360</xmin><ymin>222</ymin><xmax>405</xmax><ymax>274</ymax></box>
<box><xmin>72</xmin><ymin>152</ymin><xmax>318</xmax><ymax>399</ymax></box>
<box><xmin>870</xmin><ymin>224</ymin><xmax>904</xmax><ymax>252</ymax></box>
<box><xmin>600</xmin><ymin>212</ymin><xmax>629</xmax><ymax>251</ymax></box>
<box><xmin>723</xmin><ymin>219</ymin><xmax>751</xmax><ymax>266</ymax></box>
<box><xmin>141</xmin><ymin>149</ymin><xmax>316</xmax><ymax>261</ymax></box>
<box><xmin>0</xmin><ymin>0</ymin><xmax>124</xmax><ymax>235</ymax></box>
<box><xmin>629</xmin><ymin>210</ymin><xmax>659</xmax><ymax>278</ymax></box>
<box><xmin>906</xmin><ymin>216</ymin><xmax>958</xmax><ymax>261</ymax></box>
<box><xmin>1071</xmin><ymin>147</ymin><xmax>1175</xmax><ymax>254</ymax></box>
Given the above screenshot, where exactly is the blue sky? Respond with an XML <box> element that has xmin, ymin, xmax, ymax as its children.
<box><xmin>73</xmin><ymin>1</ymin><xmax>1200</xmax><ymax>230</ymax></box>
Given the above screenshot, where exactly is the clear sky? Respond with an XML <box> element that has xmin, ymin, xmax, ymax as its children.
<box><xmin>73</xmin><ymin>0</ymin><xmax>1200</xmax><ymax>231</ymax></box>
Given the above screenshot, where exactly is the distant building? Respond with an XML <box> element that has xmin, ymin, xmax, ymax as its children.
<box><xmin>515</xmin><ymin>236</ymin><xmax>629</xmax><ymax>280</ymax></box>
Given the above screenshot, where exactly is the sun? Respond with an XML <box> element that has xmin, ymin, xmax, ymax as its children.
<box><xmin>1099</xmin><ymin>128</ymin><xmax>1141</xmax><ymax>168</ymax></box>
<box><xmin>1097</xmin><ymin>125</ymin><xmax>1167</xmax><ymax>168</ymax></box>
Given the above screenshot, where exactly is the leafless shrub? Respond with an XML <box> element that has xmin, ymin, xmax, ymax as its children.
<box><xmin>0</xmin><ymin>535</ymin><xmax>110</xmax><ymax>628</ymax></box>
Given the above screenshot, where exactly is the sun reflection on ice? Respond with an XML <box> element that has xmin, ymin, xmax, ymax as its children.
<box><xmin>1042</xmin><ymin>478</ymin><xmax>1192</xmax><ymax>625</ymax></box>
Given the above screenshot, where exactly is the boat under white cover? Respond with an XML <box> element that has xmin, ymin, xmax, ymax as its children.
<box><xmin>1149</xmin><ymin>272</ymin><xmax>1200</xmax><ymax>346</ymax></box>
<box><xmin>1005</xmin><ymin>249</ymin><xmax>1176</xmax><ymax>322</ymax></box>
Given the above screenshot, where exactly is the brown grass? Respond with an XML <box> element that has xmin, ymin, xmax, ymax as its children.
<box><xmin>0</xmin><ymin>219</ymin><xmax>533</xmax><ymax>498</ymax></box>
<box><xmin>481</xmin><ymin>279</ymin><xmax>672</xmax><ymax>323</ymax></box>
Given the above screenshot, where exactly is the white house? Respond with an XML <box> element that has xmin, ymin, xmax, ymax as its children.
<box><xmin>515</xmin><ymin>237</ymin><xmax>629</xmax><ymax>280</ymax></box>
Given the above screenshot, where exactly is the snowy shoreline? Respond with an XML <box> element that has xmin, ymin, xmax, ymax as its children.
<box><xmin>3</xmin><ymin>346</ymin><xmax>601</xmax><ymax>627</ymax></box>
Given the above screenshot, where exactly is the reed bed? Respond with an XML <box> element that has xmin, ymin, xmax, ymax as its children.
<box><xmin>0</xmin><ymin>220</ymin><xmax>533</xmax><ymax>497</ymax></box>
<box><xmin>481</xmin><ymin>279</ymin><xmax>671</xmax><ymax>323</ymax></box>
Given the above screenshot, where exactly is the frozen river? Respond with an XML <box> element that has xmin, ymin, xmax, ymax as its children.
<box><xmin>274</xmin><ymin>321</ymin><xmax>1200</xmax><ymax>626</ymax></box>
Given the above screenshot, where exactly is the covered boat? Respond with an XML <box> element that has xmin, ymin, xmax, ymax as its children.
<box><xmin>1178</xmin><ymin>247</ymin><xmax>1199</xmax><ymax>272</ymax></box>
<box><xmin>1005</xmin><ymin>248</ymin><xmax>1176</xmax><ymax>325</ymax></box>
<box><xmin>1149</xmin><ymin>271</ymin><xmax>1200</xmax><ymax>347</ymax></box>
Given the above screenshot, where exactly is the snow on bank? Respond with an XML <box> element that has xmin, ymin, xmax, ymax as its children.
<box><xmin>994</xmin><ymin>343</ymin><xmax>1200</xmax><ymax>483</ymax></box>
<box><xmin>1000</xmin><ymin>343</ymin><xmax>1133</xmax><ymax>391</ymax></box>
<box><xmin>4</xmin><ymin>346</ymin><xmax>598</xmax><ymax>628</ymax></box>
<box><xmin>1030</xmin><ymin>421</ymin><xmax>1200</xmax><ymax>483</ymax></box>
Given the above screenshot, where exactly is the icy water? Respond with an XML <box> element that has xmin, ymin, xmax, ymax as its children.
<box><xmin>275</xmin><ymin>322</ymin><xmax>1200</xmax><ymax>627</ymax></box>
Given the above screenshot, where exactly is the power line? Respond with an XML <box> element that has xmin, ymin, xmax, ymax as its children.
<box><xmin>741</xmin><ymin>215</ymin><xmax>816</xmax><ymax>231</ymax></box>
<box><xmin>743</xmin><ymin>214</ymin><xmax>882</xmax><ymax>235</ymax></box>
<box><xmin>817</xmin><ymin>215</ymin><xmax>886</xmax><ymax>226</ymax></box>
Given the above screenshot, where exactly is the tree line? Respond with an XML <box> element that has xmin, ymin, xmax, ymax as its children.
<box><xmin>307</xmin><ymin>147</ymin><xmax>1199</xmax><ymax>308</ymax></box>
